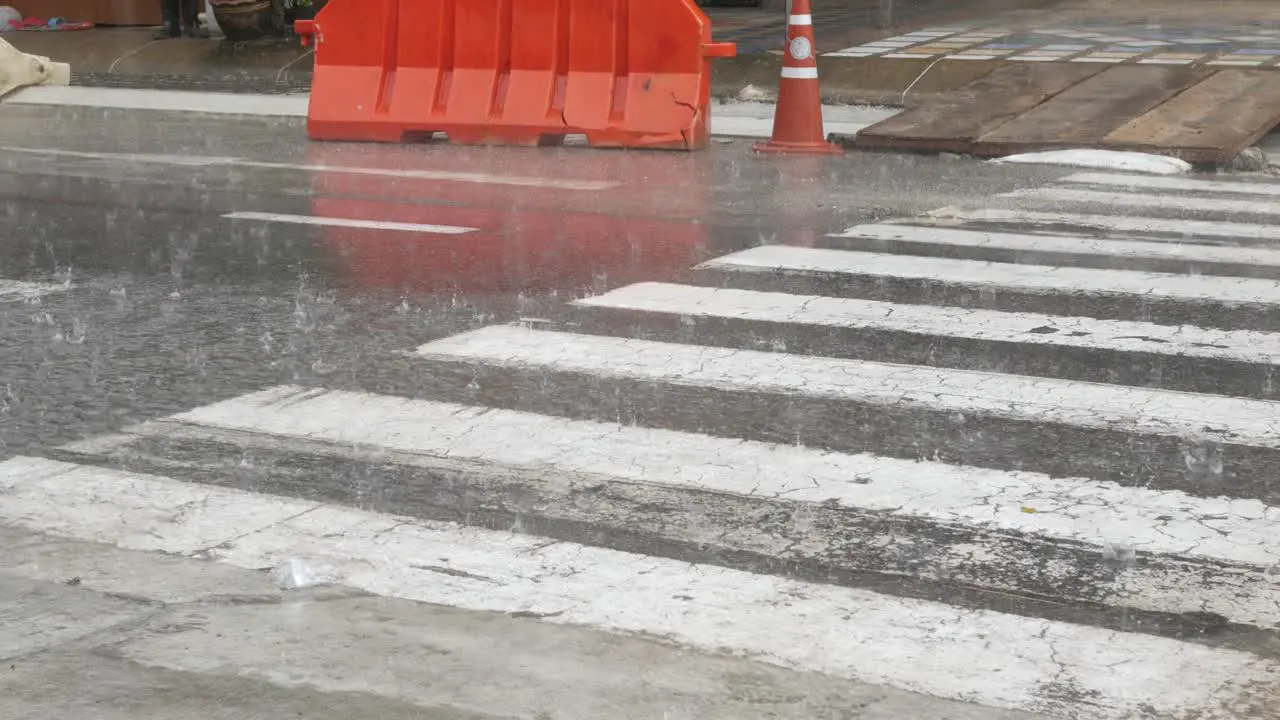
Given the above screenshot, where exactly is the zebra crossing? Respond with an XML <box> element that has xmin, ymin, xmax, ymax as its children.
<box><xmin>5</xmin><ymin>169</ymin><xmax>1280</xmax><ymax>718</ymax></box>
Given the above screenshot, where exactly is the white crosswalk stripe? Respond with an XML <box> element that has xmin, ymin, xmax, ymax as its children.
<box><xmin>413</xmin><ymin>324</ymin><xmax>1280</xmax><ymax>448</ymax></box>
<box><xmin>918</xmin><ymin>206</ymin><xmax>1280</xmax><ymax>242</ymax></box>
<box><xmin>0</xmin><ymin>279</ymin><xmax>64</xmax><ymax>303</ymax></box>
<box><xmin>1059</xmin><ymin>171</ymin><xmax>1280</xmax><ymax>197</ymax></box>
<box><xmin>9</xmin><ymin>170</ymin><xmax>1280</xmax><ymax>719</ymax></box>
<box><xmin>576</xmin><ymin>281</ymin><xmax>1280</xmax><ymax>363</ymax></box>
<box><xmin>700</xmin><ymin>244</ymin><xmax>1280</xmax><ymax>309</ymax></box>
<box><xmin>827</xmin><ymin>222</ymin><xmax>1280</xmax><ymax>273</ymax></box>
<box><xmin>1005</xmin><ymin>186</ymin><xmax>1280</xmax><ymax>216</ymax></box>
<box><xmin>571</xmin><ymin>281</ymin><xmax>1280</xmax><ymax>397</ymax></box>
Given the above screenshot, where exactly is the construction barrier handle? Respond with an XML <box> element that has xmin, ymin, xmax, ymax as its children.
<box><xmin>295</xmin><ymin>19</ymin><xmax>316</xmax><ymax>47</ymax></box>
<box><xmin>703</xmin><ymin>42</ymin><xmax>737</xmax><ymax>58</ymax></box>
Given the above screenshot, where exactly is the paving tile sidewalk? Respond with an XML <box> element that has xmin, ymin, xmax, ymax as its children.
<box><xmin>711</xmin><ymin>0</ymin><xmax>1280</xmax><ymax>75</ymax></box>
<box><xmin>822</xmin><ymin>0</ymin><xmax>1280</xmax><ymax>67</ymax></box>
<box><xmin>710</xmin><ymin>0</ymin><xmax>1065</xmax><ymax>53</ymax></box>
<box><xmin>830</xmin><ymin>20</ymin><xmax>1280</xmax><ymax>67</ymax></box>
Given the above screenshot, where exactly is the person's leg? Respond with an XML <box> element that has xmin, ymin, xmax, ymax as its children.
<box><xmin>181</xmin><ymin>0</ymin><xmax>210</xmax><ymax>37</ymax></box>
<box><xmin>153</xmin><ymin>0</ymin><xmax>181</xmax><ymax>38</ymax></box>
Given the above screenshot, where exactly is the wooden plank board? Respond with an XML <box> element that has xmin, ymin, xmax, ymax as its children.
<box><xmin>1102</xmin><ymin>69</ymin><xmax>1280</xmax><ymax>164</ymax></box>
<box><xmin>971</xmin><ymin>65</ymin><xmax>1213</xmax><ymax>157</ymax></box>
<box><xmin>853</xmin><ymin>63</ymin><xmax>1106</xmax><ymax>154</ymax></box>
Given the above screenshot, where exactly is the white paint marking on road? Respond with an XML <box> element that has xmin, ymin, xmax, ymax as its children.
<box><xmin>711</xmin><ymin>102</ymin><xmax>899</xmax><ymax>139</ymax></box>
<box><xmin>0</xmin><ymin>146</ymin><xmax>619</xmax><ymax>191</ymax></box>
<box><xmin>223</xmin><ymin>212</ymin><xmax>478</xmax><ymax>235</ymax></box>
<box><xmin>831</xmin><ymin>223</ymin><xmax>1280</xmax><ymax>267</ymax></box>
<box><xmin>3</xmin><ymin>148</ymin><xmax>241</xmax><ymax>167</ymax></box>
<box><xmin>416</xmin><ymin>325</ymin><xmax>1280</xmax><ymax>448</ymax></box>
<box><xmin>989</xmin><ymin>150</ymin><xmax>1191</xmax><ymax>175</ymax></box>
<box><xmin>916</xmin><ymin>206</ymin><xmax>1280</xmax><ymax>242</ymax></box>
<box><xmin>5</xmin><ymin>85</ymin><xmax>311</xmax><ymax>116</ymax></box>
<box><xmin>575</xmin><ymin>281</ymin><xmax>1280</xmax><ymax>365</ymax></box>
<box><xmin>228</xmin><ymin>159</ymin><xmax>618</xmax><ymax>191</ymax></box>
<box><xmin>0</xmin><ymin>279</ymin><xmax>65</xmax><ymax>303</ymax></box>
<box><xmin>100</xmin><ymin>385</ymin><xmax>1280</xmax><ymax>626</ymax></box>
<box><xmin>862</xmin><ymin>40</ymin><xmax>918</xmax><ymax>48</ymax></box>
<box><xmin>1003</xmin><ymin>186</ymin><xmax>1280</xmax><ymax>217</ymax></box>
<box><xmin>163</xmin><ymin>385</ymin><xmax>1280</xmax><ymax>573</ymax></box>
<box><xmin>1</xmin><ymin>455</ymin><xmax>1272</xmax><ymax>720</ymax></box>
<box><xmin>1060</xmin><ymin>171</ymin><xmax>1280</xmax><ymax>196</ymax></box>
<box><xmin>701</xmin><ymin>245</ymin><xmax>1280</xmax><ymax>308</ymax></box>
<box><xmin>0</xmin><ymin>456</ymin><xmax>317</xmax><ymax>554</ymax></box>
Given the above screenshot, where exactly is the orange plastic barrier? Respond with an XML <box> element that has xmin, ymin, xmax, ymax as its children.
<box><xmin>295</xmin><ymin>0</ymin><xmax>736</xmax><ymax>151</ymax></box>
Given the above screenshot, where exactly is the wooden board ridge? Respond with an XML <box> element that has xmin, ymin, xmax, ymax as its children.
<box><xmin>853</xmin><ymin>63</ymin><xmax>1106</xmax><ymax>154</ymax></box>
<box><xmin>851</xmin><ymin>60</ymin><xmax>1280</xmax><ymax>166</ymax></box>
<box><xmin>1102</xmin><ymin>69</ymin><xmax>1280</xmax><ymax>164</ymax></box>
<box><xmin>970</xmin><ymin>64</ymin><xmax>1214</xmax><ymax>157</ymax></box>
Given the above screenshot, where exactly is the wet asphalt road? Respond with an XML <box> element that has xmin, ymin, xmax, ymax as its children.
<box><xmin>0</xmin><ymin>103</ymin><xmax>1067</xmax><ymax>459</ymax></box>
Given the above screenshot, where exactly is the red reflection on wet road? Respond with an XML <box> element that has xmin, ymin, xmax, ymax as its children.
<box><xmin>305</xmin><ymin>145</ymin><xmax>712</xmax><ymax>295</ymax></box>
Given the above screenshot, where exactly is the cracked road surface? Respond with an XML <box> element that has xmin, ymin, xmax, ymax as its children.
<box><xmin>2</xmin><ymin>101</ymin><xmax>1280</xmax><ymax>719</ymax></box>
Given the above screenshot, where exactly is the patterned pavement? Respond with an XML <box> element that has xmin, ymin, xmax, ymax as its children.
<box><xmin>827</xmin><ymin>23</ymin><xmax>1280</xmax><ymax>65</ymax></box>
<box><xmin>706</xmin><ymin>5</ymin><xmax>1280</xmax><ymax>65</ymax></box>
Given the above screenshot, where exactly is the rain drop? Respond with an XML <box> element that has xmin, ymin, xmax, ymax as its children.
<box><xmin>1182</xmin><ymin>443</ymin><xmax>1224</xmax><ymax>476</ymax></box>
<box><xmin>1101</xmin><ymin>543</ymin><xmax>1137</xmax><ymax>569</ymax></box>
<box><xmin>792</xmin><ymin>505</ymin><xmax>818</xmax><ymax>534</ymax></box>
<box><xmin>66</xmin><ymin>318</ymin><xmax>87</xmax><ymax>345</ymax></box>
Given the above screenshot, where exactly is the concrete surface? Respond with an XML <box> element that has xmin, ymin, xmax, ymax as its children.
<box><xmin>2</xmin><ymin>28</ymin><xmax>308</xmax><ymax>82</ymax></box>
<box><xmin>4</xmin><ymin>100</ymin><xmax>1280</xmax><ymax>719</ymax></box>
<box><xmin>2</xmin><ymin>85</ymin><xmax>903</xmax><ymax>139</ymax></box>
<box><xmin>0</xmin><ymin>525</ymin><xmax>1051</xmax><ymax>720</ymax></box>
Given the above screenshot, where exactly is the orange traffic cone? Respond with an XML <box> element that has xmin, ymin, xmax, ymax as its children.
<box><xmin>753</xmin><ymin>0</ymin><xmax>842</xmax><ymax>155</ymax></box>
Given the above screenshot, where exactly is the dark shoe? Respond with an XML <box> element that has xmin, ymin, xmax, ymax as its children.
<box><xmin>182</xmin><ymin>23</ymin><xmax>211</xmax><ymax>39</ymax></box>
<box><xmin>153</xmin><ymin>24</ymin><xmax>180</xmax><ymax>39</ymax></box>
